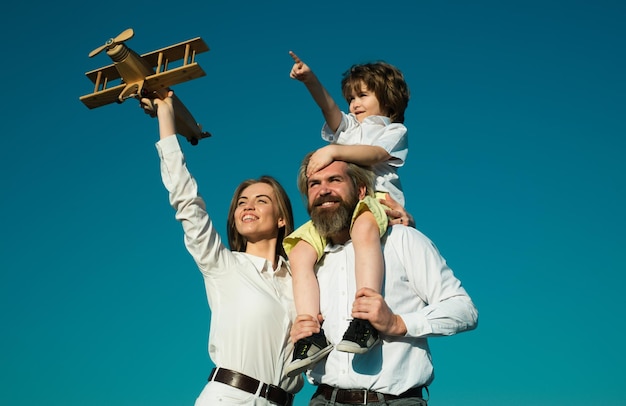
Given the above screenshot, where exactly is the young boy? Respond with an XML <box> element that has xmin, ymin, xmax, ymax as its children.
<box><xmin>284</xmin><ymin>51</ymin><xmax>410</xmax><ymax>377</ymax></box>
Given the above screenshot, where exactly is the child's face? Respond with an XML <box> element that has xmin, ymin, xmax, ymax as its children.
<box><xmin>347</xmin><ymin>82</ymin><xmax>385</xmax><ymax>122</ymax></box>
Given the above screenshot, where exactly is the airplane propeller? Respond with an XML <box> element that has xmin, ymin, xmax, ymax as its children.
<box><xmin>88</xmin><ymin>28</ymin><xmax>135</xmax><ymax>58</ymax></box>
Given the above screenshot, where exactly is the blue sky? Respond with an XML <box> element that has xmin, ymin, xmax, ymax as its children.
<box><xmin>1</xmin><ymin>1</ymin><xmax>625</xmax><ymax>405</ymax></box>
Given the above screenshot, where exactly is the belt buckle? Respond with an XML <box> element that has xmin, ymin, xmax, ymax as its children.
<box><xmin>261</xmin><ymin>383</ymin><xmax>271</xmax><ymax>400</ymax></box>
<box><xmin>361</xmin><ymin>389</ymin><xmax>368</xmax><ymax>405</ymax></box>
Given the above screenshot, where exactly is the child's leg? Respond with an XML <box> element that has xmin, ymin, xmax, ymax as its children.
<box><xmin>336</xmin><ymin>202</ymin><xmax>385</xmax><ymax>354</ymax></box>
<box><xmin>288</xmin><ymin>240</ymin><xmax>321</xmax><ymax>325</ymax></box>
<box><xmin>351</xmin><ymin>210</ymin><xmax>384</xmax><ymax>294</ymax></box>
<box><xmin>284</xmin><ymin>239</ymin><xmax>333</xmax><ymax>377</ymax></box>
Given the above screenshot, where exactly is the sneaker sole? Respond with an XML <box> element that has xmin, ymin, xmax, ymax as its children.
<box><xmin>284</xmin><ymin>344</ymin><xmax>334</xmax><ymax>377</ymax></box>
<box><xmin>335</xmin><ymin>337</ymin><xmax>380</xmax><ymax>354</ymax></box>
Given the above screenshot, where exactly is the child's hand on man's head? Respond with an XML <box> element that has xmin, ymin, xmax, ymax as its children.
<box><xmin>306</xmin><ymin>146</ymin><xmax>335</xmax><ymax>177</ymax></box>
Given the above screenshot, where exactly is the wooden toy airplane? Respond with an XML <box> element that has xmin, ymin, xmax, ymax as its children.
<box><xmin>79</xmin><ymin>28</ymin><xmax>211</xmax><ymax>145</ymax></box>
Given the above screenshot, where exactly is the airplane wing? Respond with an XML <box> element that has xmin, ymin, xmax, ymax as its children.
<box><xmin>80</xmin><ymin>37</ymin><xmax>209</xmax><ymax>109</ymax></box>
<box><xmin>83</xmin><ymin>37</ymin><xmax>209</xmax><ymax>85</ymax></box>
<box><xmin>140</xmin><ymin>37</ymin><xmax>209</xmax><ymax>68</ymax></box>
<box><xmin>80</xmin><ymin>62</ymin><xmax>206</xmax><ymax>109</ymax></box>
<box><xmin>79</xmin><ymin>83</ymin><xmax>126</xmax><ymax>109</ymax></box>
<box><xmin>84</xmin><ymin>63</ymin><xmax>122</xmax><ymax>85</ymax></box>
<box><xmin>143</xmin><ymin>63</ymin><xmax>206</xmax><ymax>95</ymax></box>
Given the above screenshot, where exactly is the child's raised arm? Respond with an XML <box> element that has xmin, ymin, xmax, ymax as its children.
<box><xmin>289</xmin><ymin>51</ymin><xmax>342</xmax><ymax>132</ymax></box>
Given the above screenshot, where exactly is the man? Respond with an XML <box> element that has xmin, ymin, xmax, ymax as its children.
<box><xmin>291</xmin><ymin>153</ymin><xmax>479</xmax><ymax>405</ymax></box>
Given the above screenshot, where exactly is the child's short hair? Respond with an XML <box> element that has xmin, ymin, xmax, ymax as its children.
<box><xmin>341</xmin><ymin>62</ymin><xmax>410</xmax><ymax>123</ymax></box>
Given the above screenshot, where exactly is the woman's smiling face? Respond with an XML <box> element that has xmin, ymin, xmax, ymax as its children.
<box><xmin>234</xmin><ymin>182</ymin><xmax>285</xmax><ymax>242</ymax></box>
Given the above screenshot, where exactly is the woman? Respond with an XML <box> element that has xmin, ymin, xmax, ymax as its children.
<box><xmin>142</xmin><ymin>91</ymin><xmax>301</xmax><ymax>405</ymax></box>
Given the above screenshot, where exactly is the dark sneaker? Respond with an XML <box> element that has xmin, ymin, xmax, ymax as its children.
<box><xmin>284</xmin><ymin>330</ymin><xmax>333</xmax><ymax>377</ymax></box>
<box><xmin>335</xmin><ymin>318</ymin><xmax>380</xmax><ymax>354</ymax></box>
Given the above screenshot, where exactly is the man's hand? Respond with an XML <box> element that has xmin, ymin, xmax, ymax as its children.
<box><xmin>290</xmin><ymin>313</ymin><xmax>324</xmax><ymax>343</ymax></box>
<box><xmin>380</xmin><ymin>193</ymin><xmax>414</xmax><ymax>227</ymax></box>
<box><xmin>351</xmin><ymin>288</ymin><xmax>407</xmax><ymax>336</ymax></box>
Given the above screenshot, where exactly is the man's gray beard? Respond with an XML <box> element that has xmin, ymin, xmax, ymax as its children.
<box><xmin>310</xmin><ymin>196</ymin><xmax>358</xmax><ymax>238</ymax></box>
